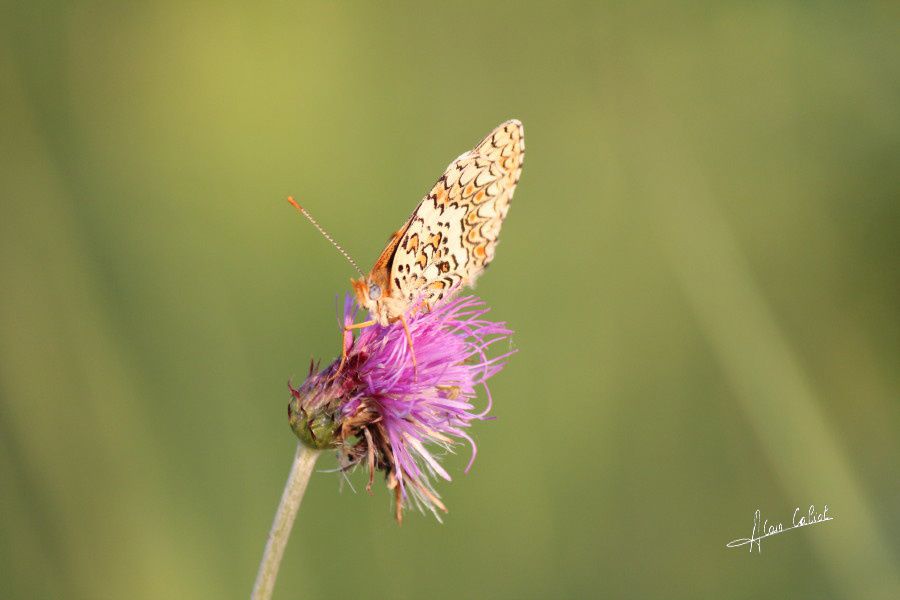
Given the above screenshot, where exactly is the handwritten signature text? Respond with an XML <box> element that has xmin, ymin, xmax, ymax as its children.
<box><xmin>726</xmin><ymin>505</ymin><xmax>833</xmax><ymax>552</ymax></box>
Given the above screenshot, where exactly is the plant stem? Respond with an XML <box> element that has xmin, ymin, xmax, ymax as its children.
<box><xmin>251</xmin><ymin>443</ymin><xmax>319</xmax><ymax>600</ymax></box>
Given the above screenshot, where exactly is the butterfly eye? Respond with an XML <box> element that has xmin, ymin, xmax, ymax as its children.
<box><xmin>368</xmin><ymin>283</ymin><xmax>382</xmax><ymax>300</ymax></box>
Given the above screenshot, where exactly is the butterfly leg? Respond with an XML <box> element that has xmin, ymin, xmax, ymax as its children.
<box><xmin>330</xmin><ymin>319</ymin><xmax>377</xmax><ymax>380</ymax></box>
<box><xmin>399</xmin><ymin>314</ymin><xmax>418</xmax><ymax>374</ymax></box>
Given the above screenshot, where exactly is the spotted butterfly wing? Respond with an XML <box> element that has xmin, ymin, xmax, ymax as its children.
<box><xmin>353</xmin><ymin>120</ymin><xmax>524</xmax><ymax>324</ymax></box>
<box><xmin>393</xmin><ymin>120</ymin><xmax>524</xmax><ymax>298</ymax></box>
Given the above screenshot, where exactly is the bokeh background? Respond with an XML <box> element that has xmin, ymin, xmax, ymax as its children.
<box><xmin>2</xmin><ymin>2</ymin><xmax>898</xmax><ymax>599</ymax></box>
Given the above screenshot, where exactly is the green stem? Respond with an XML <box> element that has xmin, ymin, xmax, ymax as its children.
<box><xmin>251</xmin><ymin>443</ymin><xmax>319</xmax><ymax>600</ymax></box>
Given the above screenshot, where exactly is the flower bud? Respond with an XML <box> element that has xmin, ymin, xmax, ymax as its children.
<box><xmin>287</xmin><ymin>366</ymin><xmax>345</xmax><ymax>450</ymax></box>
<box><xmin>288</xmin><ymin>397</ymin><xmax>340</xmax><ymax>450</ymax></box>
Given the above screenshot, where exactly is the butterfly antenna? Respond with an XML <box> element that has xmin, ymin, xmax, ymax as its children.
<box><xmin>287</xmin><ymin>196</ymin><xmax>366</xmax><ymax>278</ymax></box>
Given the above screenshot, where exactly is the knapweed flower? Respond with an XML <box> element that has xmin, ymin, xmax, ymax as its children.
<box><xmin>288</xmin><ymin>294</ymin><xmax>513</xmax><ymax>522</ymax></box>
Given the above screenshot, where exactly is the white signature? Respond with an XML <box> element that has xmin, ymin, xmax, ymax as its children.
<box><xmin>726</xmin><ymin>505</ymin><xmax>833</xmax><ymax>552</ymax></box>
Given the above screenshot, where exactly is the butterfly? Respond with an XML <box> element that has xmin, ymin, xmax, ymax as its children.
<box><xmin>355</xmin><ymin>119</ymin><xmax>524</xmax><ymax>321</ymax></box>
<box><xmin>291</xmin><ymin>119</ymin><xmax>524</xmax><ymax>364</ymax></box>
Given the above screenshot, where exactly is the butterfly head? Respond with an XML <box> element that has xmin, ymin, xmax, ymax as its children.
<box><xmin>351</xmin><ymin>277</ymin><xmax>403</xmax><ymax>325</ymax></box>
<box><xmin>351</xmin><ymin>277</ymin><xmax>384</xmax><ymax>319</ymax></box>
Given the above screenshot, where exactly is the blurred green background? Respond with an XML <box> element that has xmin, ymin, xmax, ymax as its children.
<box><xmin>2</xmin><ymin>2</ymin><xmax>898</xmax><ymax>599</ymax></box>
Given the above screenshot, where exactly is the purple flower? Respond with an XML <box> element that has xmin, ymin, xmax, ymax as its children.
<box><xmin>288</xmin><ymin>294</ymin><xmax>513</xmax><ymax>522</ymax></box>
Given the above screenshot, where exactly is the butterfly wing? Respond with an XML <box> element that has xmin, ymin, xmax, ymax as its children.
<box><xmin>385</xmin><ymin>119</ymin><xmax>525</xmax><ymax>311</ymax></box>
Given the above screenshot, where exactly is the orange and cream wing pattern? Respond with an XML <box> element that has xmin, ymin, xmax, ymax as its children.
<box><xmin>387</xmin><ymin>120</ymin><xmax>524</xmax><ymax>308</ymax></box>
